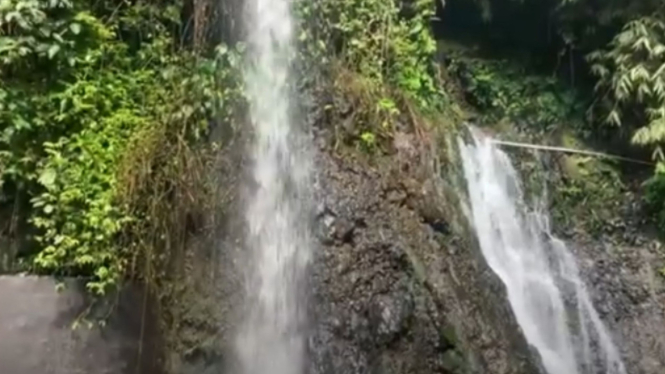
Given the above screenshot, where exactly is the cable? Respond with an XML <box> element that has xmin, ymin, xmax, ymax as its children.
<box><xmin>489</xmin><ymin>139</ymin><xmax>655</xmax><ymax>166</ymax></box>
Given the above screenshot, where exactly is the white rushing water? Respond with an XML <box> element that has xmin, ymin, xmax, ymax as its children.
<box><xmin>458</xmin><ymin>129</ymin><xmax>626</xmax><ymax>374</ymax></box>
<box><xmin>235</xmin><ymin>1</ymin><xmax>312</xmax><ymax>374</ymax></box>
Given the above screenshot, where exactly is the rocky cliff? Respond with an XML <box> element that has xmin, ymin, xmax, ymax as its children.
<box><xmin>303</xmin><ymin>83</ymin><xmax>540</xmax><ymax>374</ymax></box>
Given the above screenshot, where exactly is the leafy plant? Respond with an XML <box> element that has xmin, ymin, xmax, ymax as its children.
<box><xmin>296</xmin><ymin>0</ymin><xmax>445</xmax><ymax>110</ymax></box>
<box><xmin>643</xmin><ymin>162</ymin><xmax>665</xmax><ymax>232</ymax></box>
<box><xmin>295</xmin><ymin>0</ymin><xmax>448</xmax><ymax>159</ymax></box>
<box><xmin>359</xmin><ymin>131</ymin><xmax>377</xmax><ymax>152</ymax></box>
<box><xmin>589</xmin><ymin>16</ymin><xmax>665</xmax><ymax>151</ymax></box>
<box><xmin>448</xmin><ymin>56</ymin><xmax>582</xmax><ymax>131</ymax></box>
<box><xmin>0</xmin><ymin>0</ymin><xmax>243</xmax><ymax>294</ymax></box>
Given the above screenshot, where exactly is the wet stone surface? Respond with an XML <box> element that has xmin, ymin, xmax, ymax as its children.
<box><xmin>305</xmin><ymin>100</ymin><xmax>540</xmax><ymax>374</ymax></box>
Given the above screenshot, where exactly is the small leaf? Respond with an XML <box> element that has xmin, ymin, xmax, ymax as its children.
<box><xmin>69</xmin><ymin>22</ymin><xmax>81</xmax><ymax>35</ymax></box>
<box><xmin>47</xmin><ymin>44</ymin><xmax>60</xmax><ymax>59</ymax></box>
<box><xmin>38</xmin><ymin>168</ymin><xmax>57</xmax><ymax>189</ymax></box>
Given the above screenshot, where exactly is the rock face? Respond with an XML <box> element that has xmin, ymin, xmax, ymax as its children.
<box><xmin>305</xmin><ymin>101</ymin><xmax>539</xmax><ymax>374</ymax></box>
<box><xmin>0</xmin><ymin>276</ymin><xmax>161</xmax><ymax>374</ymax></box>
<box><xmin>163</xmin><ymin>84</ymin><xmax>665</xmax><ymax>374</ymax></box>
<box><xmin>557</xmin><ymin>190</ymin><xmax>665</xmax><ymax>374</ymax></box>
<box><xmin>505</xmin><ymin>135</ymin><xmax>665</xmax><ymax>374</ymax></box>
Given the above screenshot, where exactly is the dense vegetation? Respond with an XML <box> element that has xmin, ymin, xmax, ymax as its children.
<box><xmin>0</xmin><ymin>0</ymin><xmax>444</xmax><ymax>294</ymax></box>
<box><xmin>298</xmin><ymin>0</ymin><xmax>461</xmax><ymax>155</ymax></box>
<box><xmin>439</xmin><ymin>0</ymin><xmax>665</xmax><ymax>232</ymax></box>
<box><xmin>3</xmin><ymin>0</ymin><xmax>665</xmax><ymax>293</ymax></box>
<box><xmin>0</xmin><ymin>0</ymin><xmax>243</xmax><ymax>293</ymax></box>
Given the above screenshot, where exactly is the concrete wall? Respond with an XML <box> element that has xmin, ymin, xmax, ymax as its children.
<box><xmin>0</xmin><ymin>276</ymin><xmax>162</xmax><ymax>374</ymax></box>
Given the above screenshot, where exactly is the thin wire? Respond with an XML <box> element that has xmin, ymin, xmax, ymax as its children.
<box><xmin>490</xmin><ymin>139</ymin><xmax>655</xmax><ymax>166</ymax></box>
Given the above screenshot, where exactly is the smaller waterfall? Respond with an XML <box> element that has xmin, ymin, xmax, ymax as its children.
<box><xmin>458</xmin><ymin>129</ymin><xmax>626</xmax><ymax>374</ymax></box>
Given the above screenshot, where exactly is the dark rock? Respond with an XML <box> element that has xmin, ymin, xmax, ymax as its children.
<box><xmin>557</xmin><ymin>197</ymin><xmax>665</xmax><ymax>374</ymax></box>
<box><xmin>316</xmin><ymin>210</ymin><xmax>357</xmax><ymax>246</ymax></box>
<box><xmin>308</xmin><ymin>121</ymin><xmax>539</xmax><ymax>374</ymax></box>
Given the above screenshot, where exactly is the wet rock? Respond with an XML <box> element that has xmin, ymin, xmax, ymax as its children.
<box><xmin>316</xmin><ymin>210</ymin><xmax>356</xmax><ymax>246</ymax></box>
<box><xmin>308</xmin><ymin>121</ymin><xmax>539</xmax><ymax>374</ymax></box>
<box><xmin>558</xmin><ymin>196</ymin><xmax>665</xmax><ymax>374</ymax></box>
<box><xmin>369</xmin><ymin>292</ymin><xmax>414</xmax><ymax>345</ymax></box>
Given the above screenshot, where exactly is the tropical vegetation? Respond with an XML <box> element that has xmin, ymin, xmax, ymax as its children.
<box><xmin>3</xmin><ymin>0</ymin><xmax>665</xmax><ymax>294</ymax></box>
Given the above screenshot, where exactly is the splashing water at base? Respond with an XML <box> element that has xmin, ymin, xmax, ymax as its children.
<box><xmin>235</xmin><ymin>1</ymin><xmax>312</xmax><ymax>374</ymax></box>
<box><xmin>458</xmin><ymin>129</ymin><xmax>626</xmax><ymax>374</ymax></box>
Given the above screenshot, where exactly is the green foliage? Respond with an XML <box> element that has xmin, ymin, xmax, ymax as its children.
<box><xmin>295</xmin><ymin>0</ymin><xmax>449</xmax><ymax>158</ymax></box>
<box><xmin>0</xmin><ymin>0</ymin><xmax>242</xmax><ymax>294</ymax></box>
<box><xmin>457</xmin><ymin>0</ymin><xmax>665</xmax><ymax>144</ymax></box>
<box><xmin>448</xmin><ymin>56</ymin><xmax>582</xmax><ymax>131</ymax></box>
<box><xmin>296</xmin><ymin>0</ymin><xmax>445</xmax><ymax>110</ymax></box>
<box><xmin>359</xmin><ymin>131</ymin><xmax>377</xmax><ymax>152</ymax></box>
<box><xmin>449</xmin><ymin>0</ymin><xmax>665</xmax><ymax>240</ymax></box>
<box><xmin>0</xmin><ymin>0</ymin><xmax>106</xmax><ymax>70</ymax></box>
<box><xmin>458</xmin><ymin>0</ymin><xmax>665</xmax><ymax>243</ymax></box>
<box><xmin>589</xmin><ymin>16</ymin><xmax>665</xmax><ymax>150</ymax></box>
<box><xmin>553</xmin><ymin>155</ymin><xmax>624</xmax><ymax>234</ymax></box>
<box><xmin>643</xmin><ymin>162</ymin><xmax>665</xmax><ymax>232</ymax></box>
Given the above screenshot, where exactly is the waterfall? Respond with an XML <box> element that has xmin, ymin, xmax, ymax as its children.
<box><xmin>235</xmin><ymin>1</ymin><xmax>312</xmax><ymax>374</ymax></box>
<box><xmin>458</xmin><ymin>129</ymin><xmax>626</xmax><ymax>374</ymax></box>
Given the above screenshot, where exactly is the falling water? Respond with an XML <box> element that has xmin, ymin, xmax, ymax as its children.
<box><xmin>458</xmin><ymin>129</ymin><xmax>626</xmax><ymax>374</ymax></box>
<box><xmin>235</xmin><ymin>0</ymin><xmax>312</xmax><ymax>374</ymax></box>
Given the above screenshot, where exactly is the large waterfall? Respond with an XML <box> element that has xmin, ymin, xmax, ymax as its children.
<box><xmin>235</xmin><ymin>1</ymin><xmax>313</xmax><ymax>374</ymax></box>
<box><xmin>458</xmin><ymin>129</ymin><xmax>626</xmax><ymax>374</ymax></box>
